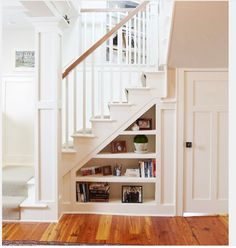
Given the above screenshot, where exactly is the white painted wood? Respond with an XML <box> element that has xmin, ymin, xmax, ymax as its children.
<box><xmin>32</xmin><ymin>17</ymin><xmax>62</xmax><ymax>221</ymax></box>
<box><xmin>65</xmin><ymin>77</ymin><xmax>69</xmax><ymax>148</ymax></box>
<box><xmin>82</xmin><ymin>61</ymin><xmax>86</xmax><ymax>133</ymax></box>
<box><xmin>76</xmin><ymin>176</ymin><xmax>156</xmax><ymax>183</ymax></box>
<box><xmin>94</xmin><ymin>152</ymin><xmax>156</xmax><ymax>159</ymax></box>
<box><xmin>121</xmin><ymin>130</ymin><xmax>157</xmax><ymax>135</ymax></box>
<box><xmin>73</xmin><ymin>70</ymin><xmax>77</xmax><ymax>134</ymax></box>
<box><xmin>183</xmin><ymin>70</ymin><xmax>228</xmax><ymax>214</ymax></box>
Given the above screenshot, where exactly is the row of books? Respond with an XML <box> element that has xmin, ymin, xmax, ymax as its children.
<box><xmin>139</xmin><ymin>160</ymin><xmax>156</xmax><ymax>178</ymax></box>
<box><xmin>76</xmin><ymin>182</ymin><xmax>110</xmax><ymax>202</ymax></box>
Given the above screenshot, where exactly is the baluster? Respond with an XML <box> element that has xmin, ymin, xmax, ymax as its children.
<box><xmin>128</xmin><ymin>19</ymin><xmax>132</xmax><ymax>85</ymax></box>
<box><xmin>83</xmin><ymin>60</ymin><xmax>86</xmax><ymax>133</ymax></box>
<box><xmin>84</xmin><ymin>13</ymin><xmax>87</xmax><ymax>51</ymax></box>
<box><xmin>109</xmin><ymin>13</ymin><xmax>114</xmax><ymax>103</ymax></box>
<box><xmin>134</xmin><ymin>14</ymin><xmax>137</xmax><ymax>65</ymax></box>
<box><xmin>65</xmin><ymin>76</ymin><xmax>69</xmax><ymax>149</ymax></box>
<box><xmin>73</xmin><ymin>69</ymin><xmax>77</xmax><ymax>134</ymax></box>
<box><xmin>91</xmin><ymin>13</ymin><xmax>95</xmax><ymax>118</ymax></box>
<box><xmin>142</xmin><ymin>10</ymin><xmax>146</xmax><ymax>65</ymax></box>
<box><xmin>138</xmin><ymin>11</ymin><xmax>141</xmax><ymax>66</ymax></box>
<box><xmin>118</xmin><ymin>13</ymin><xmax>123</xmax><ymax>103</ymax></box>
<box><xmin>125</xmin><ymin>12</ymin><xmax>128</xmax><ymax>65</ymax></box>
<box><xmin>146</xmin><ymin>4</ymin><xmax>150</xmax><ymax>67</ymax></box>
<box><xmin>100</xmin><ymin>12</ymin><xmax>105</xmax><ymax>118</ymax></box>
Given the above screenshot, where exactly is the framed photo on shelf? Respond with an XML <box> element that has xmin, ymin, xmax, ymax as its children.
<box><xmin>14</xmin><ymin>49</ymin><xmax>35</xmax><ymax>71</ymax></box>
<box><xmin>111</xmin><ymin>140</ymin><xmax>127</xmax><ymax>153</ymax></box>
<box><xmin>136</xmin><ymin>118</ymin><xmax>152</xmax><ymax>130</ymax></box>
<box><xmin>122</xmin><ymin>185</ymin><xmax>143</xmax><ymax>203</ymax></box>
<box><xmin>102</xmin><ymin>165</ymin><xmax>112</xmax><ymax>176</ymax></box>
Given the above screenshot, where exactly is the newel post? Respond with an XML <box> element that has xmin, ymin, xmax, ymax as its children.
<box><xmin>32</xmin><ymin>17</ymin><xmax>62</xmax><ymax>221</ymax></box>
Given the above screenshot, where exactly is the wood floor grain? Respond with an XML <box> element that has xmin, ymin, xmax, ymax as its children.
<box><xmin>2</xmin><ymin>214</ymin><xmax>228</xmax><ymax>245</ymax></box>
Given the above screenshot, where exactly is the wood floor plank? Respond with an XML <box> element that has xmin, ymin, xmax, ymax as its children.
<box><xmin>186</xmin><ymin>216</ymin><xmax>228</xmax><ymax>245</ymax></box>
<box><xmin>2</xmin><ymin>214</ymin><xmax>228</xmax><ymax>245</ymax></box>
<box><xmin>95</xmin><ymin>215</ymin><xmax>112</xmax><ymax>241</ymax></box>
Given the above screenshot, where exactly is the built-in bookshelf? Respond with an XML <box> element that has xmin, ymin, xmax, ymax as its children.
<box><xmin>75</xmin><ymin>105</ymin><xmax>159</xmax><ymax>207</ymax></box>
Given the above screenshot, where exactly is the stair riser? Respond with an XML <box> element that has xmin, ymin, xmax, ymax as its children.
<box><xmin>3</xmin><ymin>208</ymin><xmax>20</xmax><ymax>220</ymax></box>
<box><xmin>3</xmin><ymin>184</ymin><xmax>28</xmax><ymax>197</ymax></box>
<box><xmin>109</xmin><ymin>106</ymin><xmax>135</xmax><ymax>120</ymax></box>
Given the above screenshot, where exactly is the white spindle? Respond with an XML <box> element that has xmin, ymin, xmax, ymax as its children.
<box><xmin>142</xmin><ymin>10</ymin><xmax>146</xmax><ymax>65</ymax></box>
<box><xmin>65</xmin><ymin>77</ymin><xmax>69</xmax><ymax>149</ymax></box>
<box><xmin>84</xmin><ymin>13</ymin><xmax>87</xmax><ymax>51</ymax></box>
<box><xmin>100</xmin><ymin>74</ymin><xmax>104</xmax><ymax>118</ymax></box>
<box><xmin>73</xmin><ymin>69</ymin><xmax>77</xmax><ymax>134</ymax></box>
<box><xmin>125</xmin><ymin>12</ymin><xmax>128</xmax><ymax>65</ymax></box>
<box><xmin>118</xmin><ymin>13</ymin><xmax>123</xmax><ymax>103</ymax></box>
<box><xmin>134</xmin><ymin>15</ymin><xmax>137</xmax><ymax>64</ymax></box>
<box><xmin>91</xmin><ymin>13</ymin><xmax>95</xmax><ymax>118</ymax></box>
<box><xmin>146</xmin><ymin>4</ymin><xmax>150</xmax><ymax>67</ymax></box>
<box><xmin>138</xmin><ymin>11</ymin><xmax>141</xmax><ymax>65</ymax></box>
<box><xmin>128</xmin><ymin>19</ymin><xmax>132</xmax><ymax>85</ymax></box>
<box><xmin>83</xmin><ymin>61</ymin><xmax>86</xmax><ymax>133</ymax></box>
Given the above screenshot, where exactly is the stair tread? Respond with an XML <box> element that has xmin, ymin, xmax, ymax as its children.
<box><xmin>3</xmin><ymin>166</ymin><xmax>34</xmax><ymax>185</ymax></box>
<box><xmin>62</xmin><ymin>148</ymin><xmax>77</xmax><ymax>153</ymax></box>
<box><xmin>90</xmin><ymin>118</ymin><xmax>116</xmax><ymax>122</ymax></box>
<box><xmin>72</xmin><ymin>133</ymin><xmax>96</xmax><ymax>138</ymax></box>
<box><xmin>126</xmin><ymin>87</ymin><xmax>151</xmax><ymax>90</ymax></box>
<box><xmin>108</xmin><ymin>102</ymin><xmax>133</xmax><ymax>106</ymax></box>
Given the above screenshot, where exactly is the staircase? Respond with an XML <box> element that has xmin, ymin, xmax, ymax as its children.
<box><xmin>61</xmin><ymin>0</ymin><xmax>173</xmax><ymax>175</ymax></box>
<box><xmin>2</xmin><ymin>166</ymin><xmax>34</xmax><ymax>220</ymax></box>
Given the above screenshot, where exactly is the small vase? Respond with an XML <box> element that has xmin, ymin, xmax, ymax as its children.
<box><xmin>134</xmin><ymin>143</ymin><xmax>148</xmax><ymax>153</ymax></box>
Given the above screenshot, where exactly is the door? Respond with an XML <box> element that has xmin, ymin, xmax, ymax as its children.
<box><xmin>184</xmin><ymin>71</ymin><xmax>228</xmax><ymax>214</ymax></box>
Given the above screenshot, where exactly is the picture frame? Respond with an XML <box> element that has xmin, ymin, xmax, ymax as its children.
<box><xmin>102</xmin><ymin>165</ymin><xmax>112</xmax><ymax>176</ymax></box>
<box><xmin>14</xmin><ymin>49</ymin><xmax>35</xmax><ymax>71</ymax></box>
<box><xmin>111</xmin><ymin>140</ymin><xmax>127</xmax><ymax>153</ymax></box>
<box><xmin>122</xmin><ymin>185</ymin><xmax>143</xmax><ymax>203</ymax></box>
<box><xmin>136</xmin><ymin>118</ymin><xmax>152</xmax><ymax>130</ymax></box>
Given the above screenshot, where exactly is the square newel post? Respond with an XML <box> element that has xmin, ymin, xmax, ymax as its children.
<box><xmin>32</xmin><ymin>18</ymin><xmax>62</xmax><ymax>221</ymax></box>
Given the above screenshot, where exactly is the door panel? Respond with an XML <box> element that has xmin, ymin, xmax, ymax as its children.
<box><xmin>184</xmin><ymin>71</ymin><xmax>228</xmax><ymax>214</ymax></box>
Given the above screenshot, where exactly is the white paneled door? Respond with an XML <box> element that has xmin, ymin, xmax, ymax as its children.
<box><xmin>184</xmin><ymin>71</ymin><xmax>228</xmax><ymax>214</ymax></box>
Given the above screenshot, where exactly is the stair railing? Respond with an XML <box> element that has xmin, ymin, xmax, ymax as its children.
<box><xmin>62</xmin><ymin>0</ymin><xmax>159</xmax><ymax>149</ymax></box>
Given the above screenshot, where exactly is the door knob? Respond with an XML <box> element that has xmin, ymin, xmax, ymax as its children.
<box><xmin>186</xmin><ymin>142</ymin><xmax>192</xmax><ymax>148</ymax></box>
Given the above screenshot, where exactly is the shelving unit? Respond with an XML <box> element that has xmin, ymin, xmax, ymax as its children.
<box><xmin>74</xmin><ymin>105</ymin><xmax>161</xmax><ymax>214</ymax></box>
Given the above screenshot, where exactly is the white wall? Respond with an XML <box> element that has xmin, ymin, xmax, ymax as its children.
<box><xmin>2</xmin><ymin>28</ymin><xmax>35</xmax><ymax>75</ymax></box>
<box><xmin>168</xmin><ymin>1</ymin><xmax>228</xmax><ymax>68</ymax></box>
<box><xmin>2</xmin><ymin>28</ymin><xmax>35</xmax><ymax>167</ymax></box>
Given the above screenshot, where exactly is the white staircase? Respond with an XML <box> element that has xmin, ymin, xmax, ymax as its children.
<box><xmin>58</xmin><ymin>0</ymin><xmax>174</xmax><ymax>215</ymax></box>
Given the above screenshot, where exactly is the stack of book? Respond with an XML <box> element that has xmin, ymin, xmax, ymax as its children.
<box><xmin>76</xmin><ymin>182</ymin><xmax>110</xmax><ymax>202</ymax></box>
<box><xmin>89</xmin><ymin>183</ymin><xmax>110</xmax><ymax>202</ymax></box>
<box><xmin>138</xmin><ymin>160</ymin><xmax>156</xmax><ymax>178</ymax></box>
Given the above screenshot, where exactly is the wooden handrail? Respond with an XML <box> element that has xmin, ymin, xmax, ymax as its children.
<box><xmin>81</xmin><ymin>8</ymin><xmax>136</xmax><ymax>13</ymax></box>
<box><xmin>62</xmin><ymin>1</ymin><xmax>150</xmax><ymax>79</ymax></box>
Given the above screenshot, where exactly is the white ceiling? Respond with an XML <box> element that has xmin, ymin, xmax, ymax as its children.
<box><xmin>2</xmin><ymin>0</ymin><xmax>33</xmax><ymax>29</ymax></box>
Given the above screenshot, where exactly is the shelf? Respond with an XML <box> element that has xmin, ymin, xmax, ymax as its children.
<box><xmin>76</xmin><ymin>198</ymin><xmax>156</xmax><ymax>205</ymax></box>
<box><xmin>93</xmin><ymin>152</ymin><xmax>156</xmax><ymax>159</ymax></box>
<box><xmin>121</xmin><ymin>130</ymin><xmax>157</xmax><ymax>135</ymax></box>
<box><xmin>76</xmin><ymin>175</ymin><xmax>156</xmax><ymax>183</ymax></box>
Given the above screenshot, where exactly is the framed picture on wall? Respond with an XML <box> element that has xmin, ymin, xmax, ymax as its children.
<box><xmin>14</xmin><ymin>49</ymin><xmax>35</xmax><ymax>71</ymax></box>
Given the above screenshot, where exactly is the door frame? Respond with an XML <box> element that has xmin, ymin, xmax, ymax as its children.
<box><xmin>175</xmin><ymin>68</ymin><xmax>228</xmax><ymax>216</ymax></box>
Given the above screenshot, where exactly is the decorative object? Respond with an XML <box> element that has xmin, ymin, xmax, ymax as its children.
<box><xmin>131</xmin><ymin>123</ymin><xmax>139</xmax><ymax>131</ymax></box>
<box><xmin>136</xmin><ymin>118</ymin><xmax>152</xmax><ymax>130</ymax></box>
<box><xmin>14</xmin><ymin>50</ymin><xmax>35</xmax><ymax>70</ymax></box>
<box><xmin>134</xmin><ymin>135</ymin><xmax>148</xmax><ymax>153</ymax></box>
<box><xmin>111</xmin><ymin>140</ymin><xmax>127</xmax><ymax>153</ymax></box>
<box><xmin>122</xmin><ymin>185</ymin><xmax>143</xmax><ymax>203</ymax></box>
<box><xmin>80</xmin><ymin>166</ymin><xmax>102</xmax><ymax>176</ymax></box>
<box><xmin>102</xmin><ymin>165</ymin><xmax>112</xmax><ymax>176</ymax></box>
<box><xmin>114</xmin><ymin>163</ymin><xmax>122</xmax><ymax>176</ymax></box>
<box><xmin>124</xmin><ymin>168</ymin><xmax>140</xmax><ymax>177</ymax></box>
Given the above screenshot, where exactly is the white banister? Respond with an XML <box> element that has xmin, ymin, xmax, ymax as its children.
<box><xmin>61</xmin><ymin>1</ymin><xmax>163</xmax><ymax>146</ymax></box>
<box><xmin>73</xmin><ymin>69</ymin><xmax>77</xmax><ymax>134</ymax></box>
<box><xmin>65</xmin><ymin>76</ymin><xmax>69</xmax><ymax>148</ymax></box>
<box><xmin>82</xmin><ymin>61</ymin><xmax>86</xmax><ymax>133</ymax></box>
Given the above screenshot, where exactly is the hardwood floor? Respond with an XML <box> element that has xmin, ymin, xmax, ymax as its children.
<box><xmin>2</xmin><ymin>214</ymin><xmax>228</xmax><ymax>245</ymax></box>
